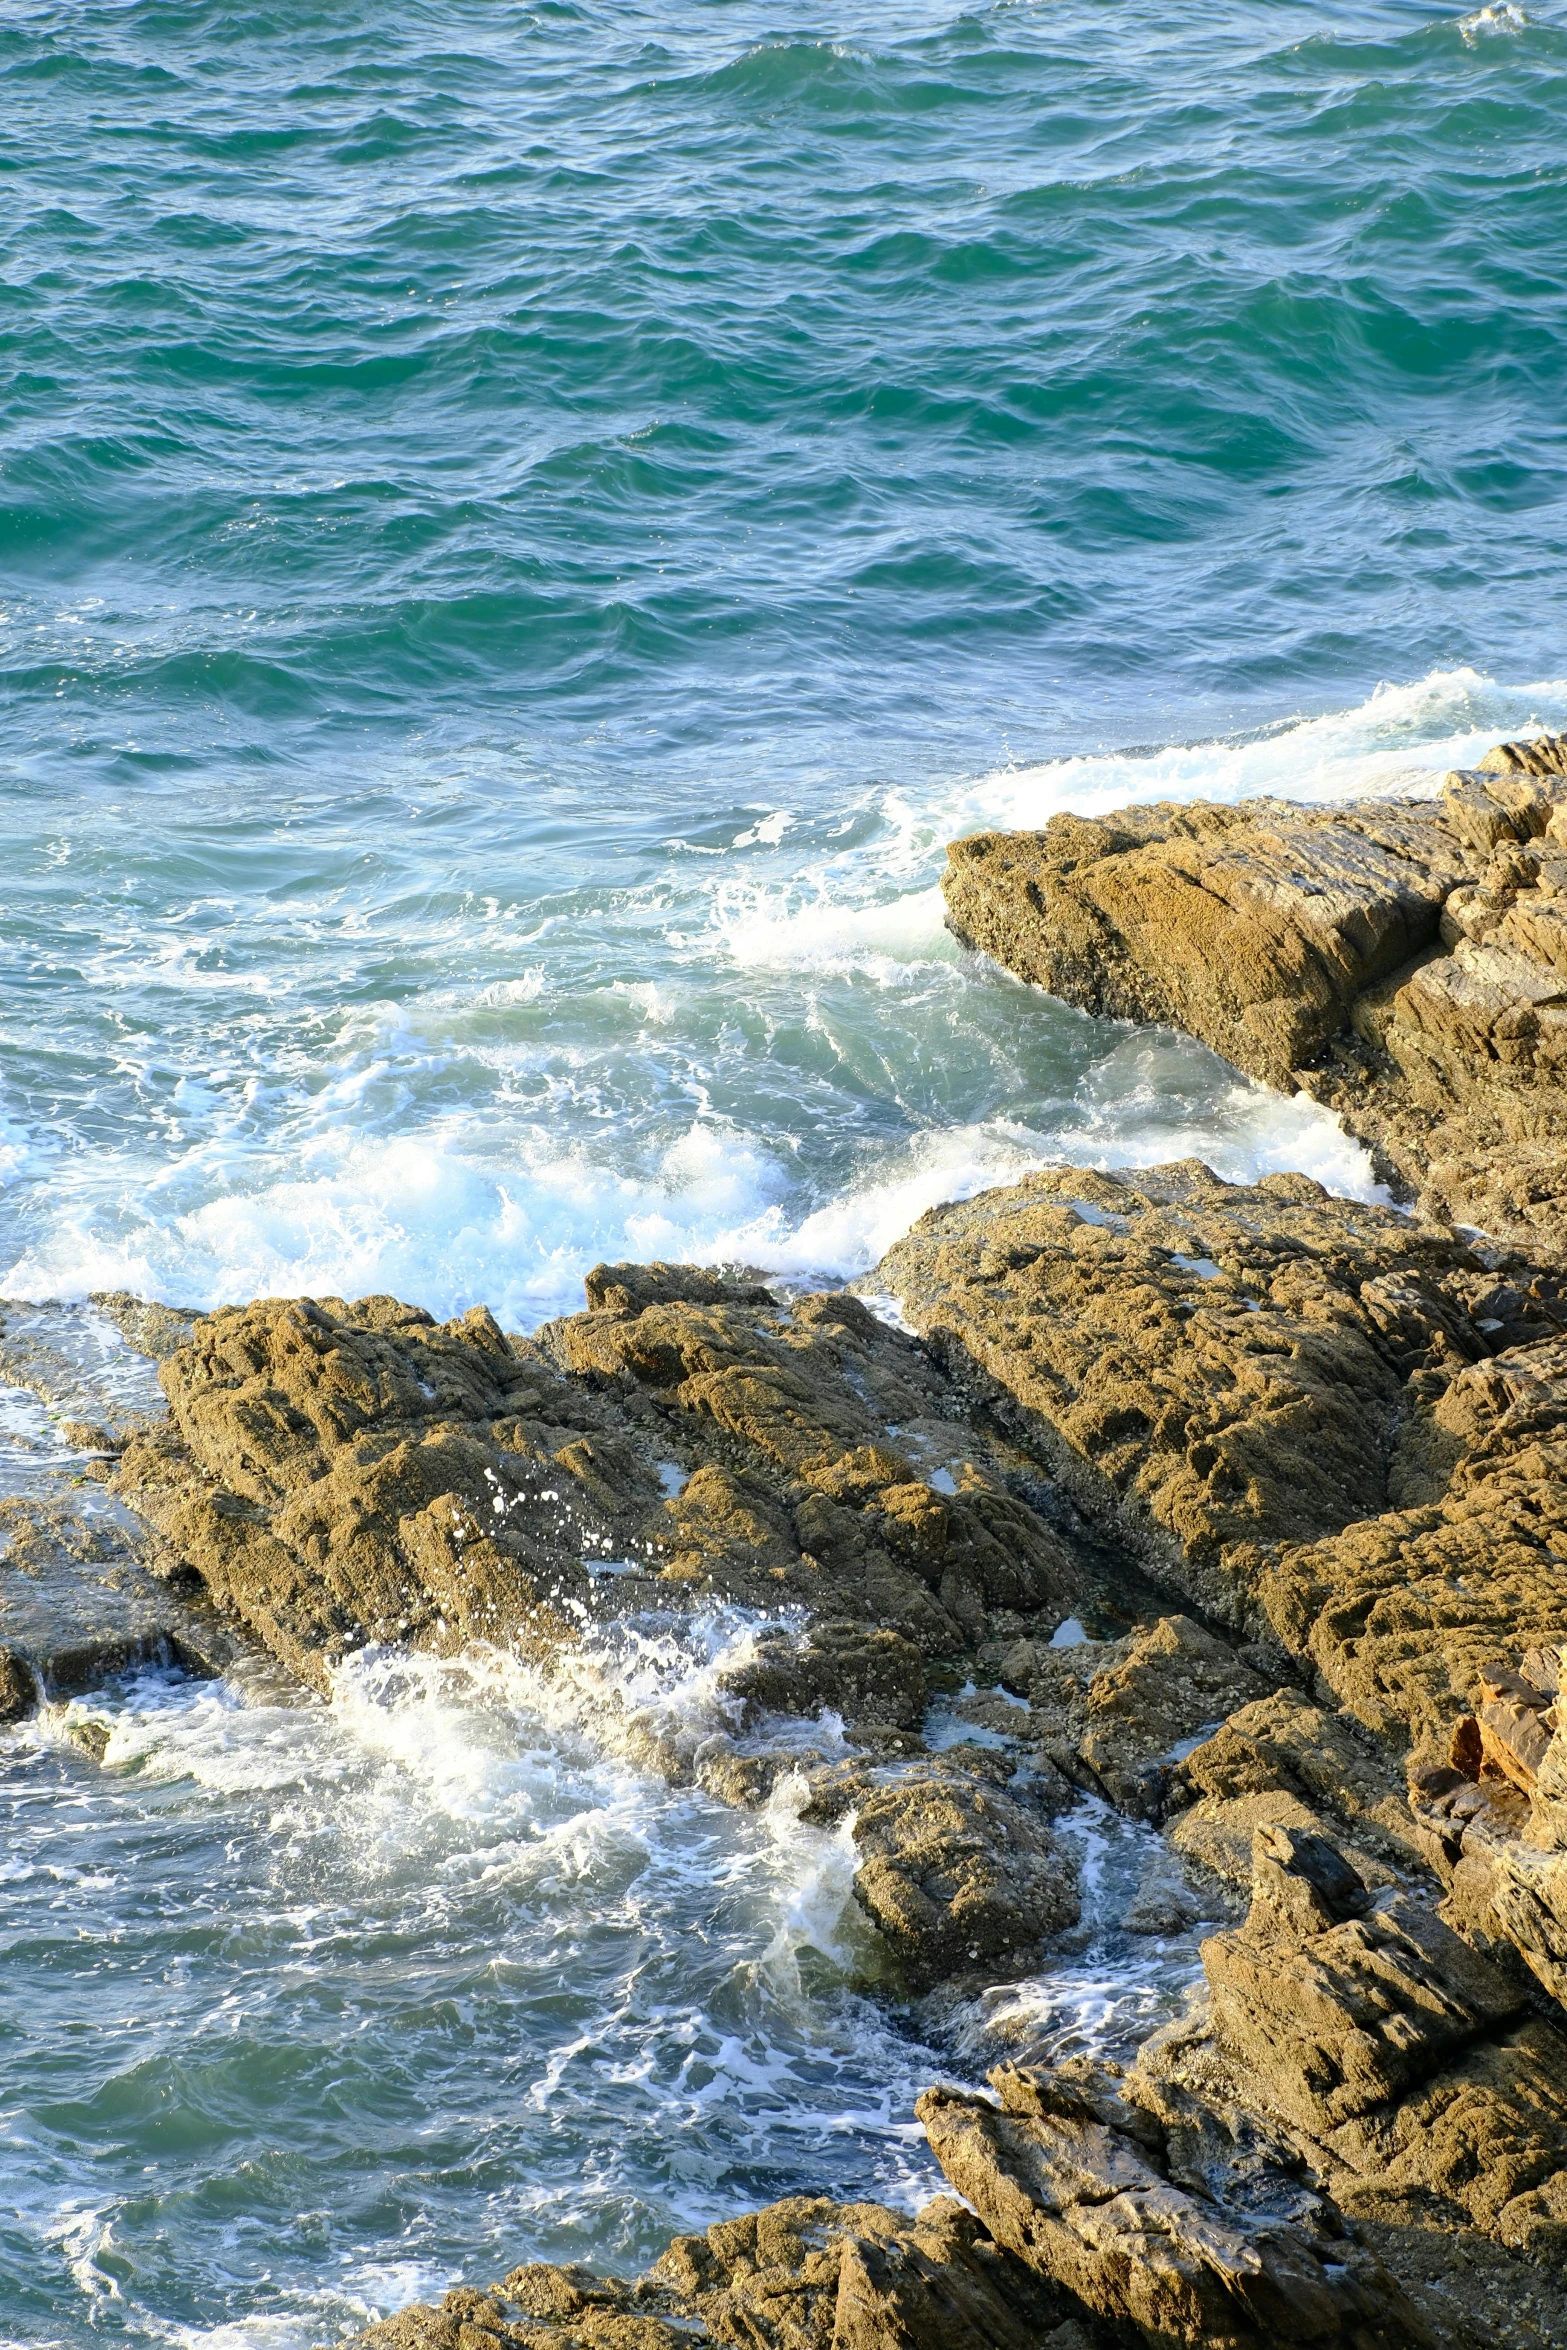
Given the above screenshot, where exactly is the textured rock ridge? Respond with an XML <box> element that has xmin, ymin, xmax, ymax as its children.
<box><xmin>344</xmin><ymin>2194</ymin><xmax>1093</xmax><ymax>2350</ymax></box>
<box><xmin>917</xmin><ymin>1818</ymin><xmax>1567</xmax><ymax>2346</ymax></box>
<box><xmin>862</xmin><ymin>1159</ymin><xmax>1567</xmax><ymax>2339</ymax></box>
<box><xmin>82</xmin><ymin>1163</ymin><xmax>1567</xmax><ymax>2345</ymax></box>
<box><xmin>112</xmin><ymin>1271</ymin><xmax>1091</xmax><ymax>1994</ymax></box>
<box><xmin>872</xmin><ymin>1160</ymin><xmax>1567</xmax><ymax>1703</ymax></box>
<box><xmin>916</xmin><ymin>2057</ymin><xmax>1434</xmax><ymax>2349</ymax></box>
<box><xmin>941</xmin><ymin>730</ymin><xmax>1567</xmax><ymax>1249</ymax></box>
<box><xmin>1412</xmin><ymin>1645</ymin><xmax>1567</xmax><ymax>2015</ymax></box>
<box><xmin>116</xmin><ymin>1277</ymin><xmax>1077</xmax><ymax>1694</ymax></box>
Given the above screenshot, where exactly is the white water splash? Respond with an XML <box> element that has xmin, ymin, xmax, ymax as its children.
<box><xmin>7</xmin><ymin>668</ymin><xmax>1550</xmax><ymax>1324</ymax></box>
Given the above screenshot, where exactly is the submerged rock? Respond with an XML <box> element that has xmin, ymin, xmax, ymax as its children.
<box><xmin>0</xmin><ymin>1489</ymin><xmax>237</xmax><ymax>1721</ymax></box>
<box><xmin>940</xmin><ymin>730</ymin><xmax>1567</xmax><ymax>1251</ymax></box>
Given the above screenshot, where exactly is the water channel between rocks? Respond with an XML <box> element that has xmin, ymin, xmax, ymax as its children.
<box><xmin>0</xmin><ymin>1303</ymin><xmax>1212</xmax><ymax>2350</ymax></box>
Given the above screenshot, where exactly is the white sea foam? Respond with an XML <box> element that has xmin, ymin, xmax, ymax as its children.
<box><xmin>8</xmin><ymin>1622</ymin><xmax>948</xmax><ymax>2339</ymax></box>
<box><xmin>5</xmin><ymin>669</ymin><xmax>1552</xmax><ymax>1325</ymax></box>
<box><xmin>0</xmin><ymin>1072</ymin><xmax>1379</xmax><ymax>1326</ymax></box>
<box><xmin>711</xmin><ymin>883</ymin><xmax>953</xmax><ymax>978</ymax></box>
<box><xmin>1459</xmin><ymin>3</ymin><xmax>1526</xmax><ymax>40</ymax></box>
<box><xmin>950</xmin><ymin>664</ymin><xmax>1567</xmax><ymax>836</ymax></box>
<box><xmin>958</xmin><ymin>1796</ymin><xmax>1223</xmax><ymax>2067</ymax></box>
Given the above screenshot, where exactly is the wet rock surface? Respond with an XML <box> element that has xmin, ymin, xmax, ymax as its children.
<box><xmin>108</xmin><ymin>1268</ymin><xmax>1101</xmax><ymax>2006</ymax></box>
<box><xmin>872</xmin><ymin>1158</ymin><xmax>1567</xmax><ymax>1655</ymax></box>
<box><xmin>114</xmin><ymin>1276</ymin><xmax>1078</xmax><ymax>1695</ymax></box>
<box><xmin>20</xmin><ymin>1115</ymin><xmax>1567</xmax><ymax>2340</ymax></box>
<box><xmin>0</xmin><ymin>1299</ymin><xmax>240</xmax><ymax>1718</ymax></box>
<box><xmin>347</xmin><ymin>2194</ymin><xmax>1093</xmax><ymax>2350</ymax></box>
<box><xmin>941</xmin><ymin>728</ymin><xmax>1567</xmax><ymax>1252</ymax></box>
<box><xmin>858</xmin><ymin>1148</ymin><xmax>1567</xmax><ymax>2337</ymax></box>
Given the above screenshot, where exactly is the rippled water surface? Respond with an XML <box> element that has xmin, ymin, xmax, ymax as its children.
<box><xmin>4</xmin><ymin>0</ymin><xmax>1567</xmax><ymax>1314</ymax></box>
<box><xmin>1</xmin><ymin>1639</ymin><xmax>945</xmax><ymax>2346</ymax></box>
<box><xmin>5</xmin><ymin>0</ymin><xmax>1567</xmax><ymax>2340</ymax></box>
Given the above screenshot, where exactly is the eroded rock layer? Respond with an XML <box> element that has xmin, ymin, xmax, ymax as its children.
<box><xmin>348</xmin><ymin>2193</ymin><xmax>1094</xmax><ymax>2350</ymax></box>
<box><xmin>69</xmin><ymin>1150</ymin><xmax>1567</xmax><ymax>2348</ymax></box>
<box><xmin>873</xmin><ymin>1159</ymin><xmax>1567</xmax><ymax>1721</ymax></box>
<box><xmin>112</xmin><ymin>1270</ymin><xmax>1092</xmax><ymax>1994</ymax></box>
<box><xmin>116</xmin><ymin>1278</ymin><xmax>1079</xmax><ymax>1689</ymax></box>
<box><xmin>941</xmin><ymin>730</ymin><xmax>1567</xmax><ymax>1250</ymax></box>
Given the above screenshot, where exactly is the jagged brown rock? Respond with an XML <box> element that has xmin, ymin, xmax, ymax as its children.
<box><xmin>913</xmin><ymin>1818</ymin><xmax>1567</xmax><ymax>2348</ymax></box>
<box><xmin>1409</xmin><ymin>1647</ymin><xmax>1567</xmax><ymax>2012</ymax></box>
<box><xmin>718</xmin><ymin>1619</ymin><xmax>927</xmax><ymax>1731</ymax></box>
<box><xmin>115</xmin><ymin>1279</ymin><xmax>1078</xmax><ymax>1699</ymax></box>
<box><xmin>1192</xmin><ymin>1825</ymin><xmax>1567</xmax><ymax>2276</ymax></box>
<box><xmin>1260</xmin><ymin>1335</ymin><xmax>1567</xmax><ymax>1752</ymax></box>
<box><xmin>917</xmin><ymin>2057</ymin><xmax>1433</xmax><ymax>2348</ymax></box>
<box><xmin>1202</xmin><ymin>1825</ymin><xmax>1527</xmax><ymax>2130</ymax></box>
<box><xmin>871</xmin><ymin>1159</ymin><xmax>1567</xmax><ymax>1640</ymax></box>
<box><xmin>1168</xmin><ymin>1686</ymin><xmax>1424</xmax><ymax>1891</ymax></box>
<box><xmin>993</xmin><ymin>1611</ymin><xmax>1270</xmax><ymax>1815</ymax></box>
<box><xmin>108</xmin><ymin>1273</ymin><xmax>1095</xmax><ymax>1993</ymax></box>
<box><xmin>1177</xmin><ymin>1688</ymin><xmax>1424</xmax><ymax>1861</ymax></box>
<box><xmin>345</xmin><ymin>2194</ymin><xmax>1090</xmax><ymax>2350</ymax></box>
<box><xmin>836</xmin><ymin>1761</ymin><xmax>1079</xmax><ymax>1989</ymax></box>
<box><xmin>940</xmin><ymin>731</ymin><xmax>1567</xmax><ymax>1251</ymax></box>
<box><xmin>861</xmin><ymin>1159</ymin><xmax>1567</xmax><ymax>2328</ymax></box>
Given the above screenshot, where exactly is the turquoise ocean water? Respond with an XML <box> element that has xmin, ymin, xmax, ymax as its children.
<box><xmin>4</xmin><ymin>0</ymin><xmax>1567</xmax><ymax>2341</ymax></box>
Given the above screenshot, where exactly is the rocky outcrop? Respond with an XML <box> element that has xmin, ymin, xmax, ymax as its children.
<box><xmin>1259</xmin><ymin>1335</ymin><xmax>1567</xmax><ymax>1754</ymax></box>
<box><xmin>108</xmin><ymin>1272</ymin><xmax>1095</xmax><ymax>1997</ymax></box>
<box><xmin>872</xmin><ymin>1159</ymin><xmax>1567</xmax><ymax>1666</ymax></box>
<box><xmin>941</xmin><ymin>731</ymin><xmax>1567</xmax><ymax>1251</ymax></box>
<box><xmin>807</xmin><ymin>1754</ymin><xmax>1080</xmax><ymax>1989</ymax></box>
<box><xmin>1170</xmin><ymin>1684</ymin><xmax>1425</xmax><ymax>1889</ymax></box>
<box><xmin>1199</xmin><ymin>1824</ymin><xmax>1567</xmax><ymax>2277</ymax></box>
<box><xmin>857</xmin><ymin>1154</ymin><xmax>1567</xmax><ymax>2332</ymax></box>
<box><xmin>71</xmin><ymin>1167</ymin><xmax>1567</xmax><ymax>2344</ymax></box>
<box><xmin>346</xmin><ymin>2194</ymin><xmax>1092</xmax><ymax>2350</ymax></box>
<box><xmin>985</xmin><ymin>1610</ymin><xmax>1272</xmax><ymax>1816</ymax></box>
<box><xmin>1411</xmin><ymin>1645</ymin><xmax>1567</xmax><ymax>2013</ymax></box>
<box><xmin>115</xmin><ymin>1279</ymin><xmax>1077</xmax><ymax>1696</ymax></box>
<box><xmin>919</xmin><ymin>1818</ymin><xmax>1567</xmax><ymax>2348</ymax></box>
<box><xmin>917</xmin><ymin>2060</ymin><xmax>1433</xmax><ymax>2350</ymax></box>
